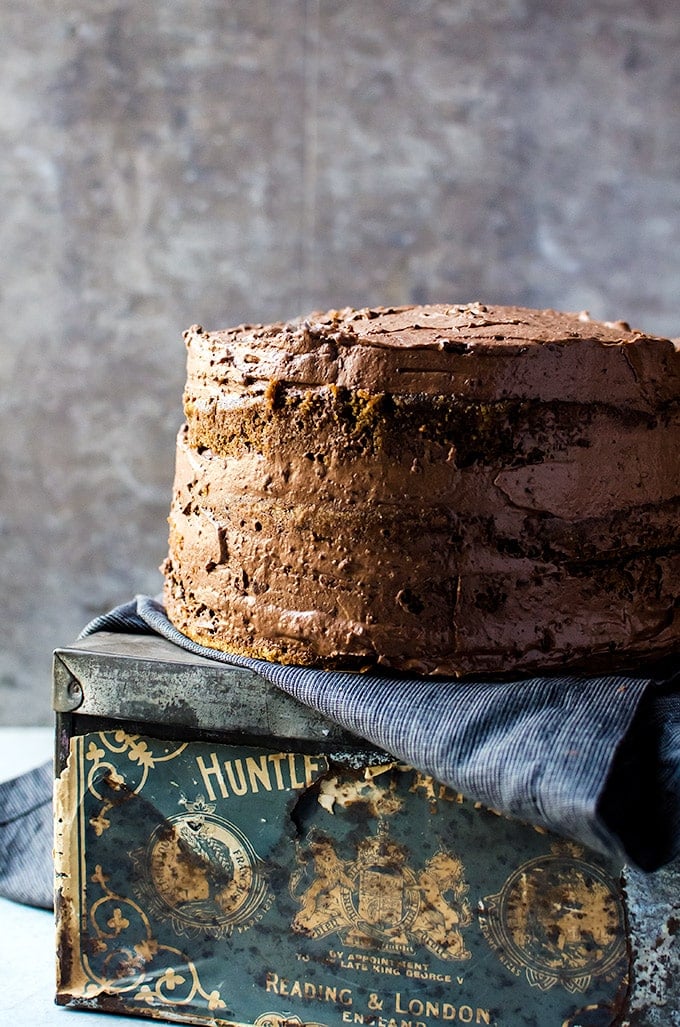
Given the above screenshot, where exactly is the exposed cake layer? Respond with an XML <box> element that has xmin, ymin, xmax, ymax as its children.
<box><xmin>164</xmin><ymin>303</ymin><xmax>680</xmax><ymax>676</ymax></box>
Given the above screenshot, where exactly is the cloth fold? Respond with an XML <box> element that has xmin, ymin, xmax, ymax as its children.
<box><xmin>1</xmin><ymin>593</ymin><xmax>679</xmax><ymax>910</ymax></box>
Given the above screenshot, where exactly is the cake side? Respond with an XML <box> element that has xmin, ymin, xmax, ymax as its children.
<box><xmin>163</xmin><ymin>302</ymin><xmax>680</xmax><ymax>677</ymax></box>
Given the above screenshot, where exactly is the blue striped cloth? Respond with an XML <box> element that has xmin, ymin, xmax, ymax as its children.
<box><xmin>0</xmin><ymin>760</ymin><xmax>53</xmax><ymax>909</ymax></box>
<box><xmin>1</xmin><ymin>594</ymin><xmax>678</xmax><ymax>909</ymax></box>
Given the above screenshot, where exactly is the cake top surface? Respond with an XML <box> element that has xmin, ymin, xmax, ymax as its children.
<box><xmin>188</xmin><ymin>301</ymin><xmax>666</xmax><ymax>347</ymax></box>
<box><xmin>183</xmin><ymin>302</ymin><xmax>679</xmax><ymax>408</ymax></box>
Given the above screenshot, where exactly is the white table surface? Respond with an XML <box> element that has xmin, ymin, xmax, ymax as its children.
<box><xmin>0</xmin><ymin>727</ymin><xmax>170</xmax><ymax>1026</ymax></box>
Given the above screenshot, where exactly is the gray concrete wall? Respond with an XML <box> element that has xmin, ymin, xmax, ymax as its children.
<box><xmin>2</xmin><ymin>0</ymin><xmax>679</xmax><ymax>724</ymax></box>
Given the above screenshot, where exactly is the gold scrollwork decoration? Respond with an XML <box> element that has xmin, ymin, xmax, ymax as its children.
<box><xmin>79</xmin><ymin>862</ymin><xmax>229</xmax><ymax>1014</ymax></box>
<box><xmin>84</xmin><ymin>731</ymin><xmax>188</xmax><ymax>836</ymax></box>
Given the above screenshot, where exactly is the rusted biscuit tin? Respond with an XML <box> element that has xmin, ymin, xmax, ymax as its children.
<box><xmin>53</xmin><ymin>633</ymin><xmax>677</xmax><ymax>1026</ymax></box>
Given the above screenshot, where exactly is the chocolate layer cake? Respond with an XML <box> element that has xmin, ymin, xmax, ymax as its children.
<box><xmin>163</xmin><ymin>302</ymin><xmax>680</xmax><ymax>676</ymax></box>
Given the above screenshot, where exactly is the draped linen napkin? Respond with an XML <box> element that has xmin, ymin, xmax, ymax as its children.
<box><xmin>0</xmin><ymin>760</ymin><xmax>54</xmax><ymax>909</ymax></box>
<box><xmin>2</xmin><ymin>593</ymin><xmax>679</xmax><ymax>908</ymax></box>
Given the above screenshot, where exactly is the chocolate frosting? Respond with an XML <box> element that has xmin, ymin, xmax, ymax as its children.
<box><xmin>164</xmin><ymin>303</ymin><xmax>680</xmax><ymax>677</ymax></box>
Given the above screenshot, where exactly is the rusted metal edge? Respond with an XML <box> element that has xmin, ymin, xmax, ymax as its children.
<box><xmin>52</xmin><ymin>632</ymin><xmax>385</xmax><ymax>757</ymax></box>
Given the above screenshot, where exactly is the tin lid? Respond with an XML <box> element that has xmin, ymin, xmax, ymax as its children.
<box><xmin>53</xmin><ymin>631</ymin><xmax>382</xmax><ymax>757</ymax></box>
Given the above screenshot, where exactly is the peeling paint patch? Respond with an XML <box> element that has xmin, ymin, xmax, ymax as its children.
<box><xmin>317</xmin><ymin>764</ymin><xmax>406</xmax><ymax>817</ymax></box>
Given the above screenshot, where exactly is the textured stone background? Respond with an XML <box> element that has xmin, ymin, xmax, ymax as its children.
<box><xmin>2</xmin><ymin>0</ymin><xmax>680</xmax><ymax>724</ymax></box>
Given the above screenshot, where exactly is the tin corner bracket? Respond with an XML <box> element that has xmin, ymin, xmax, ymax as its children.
<box><xmin>53</xmin><ymin>653</ymin><xmax>84</xmax><ymax>713</ymax></box>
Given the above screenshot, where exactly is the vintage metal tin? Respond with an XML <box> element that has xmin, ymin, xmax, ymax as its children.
<box><xmin>53</xmin><ymin>633</ymin><xmax>678</xmax><ymax>1027</ymax></box>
